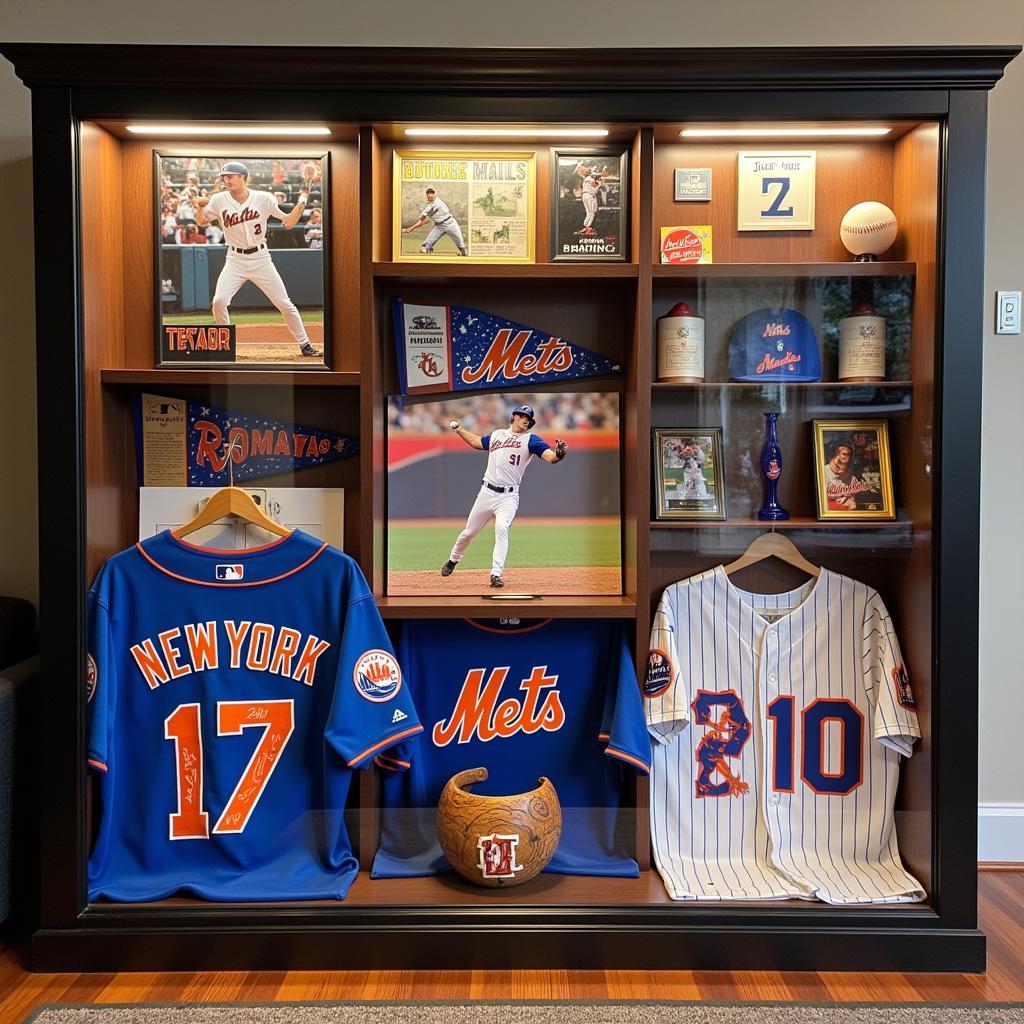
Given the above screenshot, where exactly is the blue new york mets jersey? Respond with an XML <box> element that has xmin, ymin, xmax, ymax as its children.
<box><xmin>87</xmin><ymin>530</ymin><xmax>422</xmax><ymax>902</ymax></box>
<box><xmin>371</xmin><ymin>618</ymin><xmax>650</xmax><ymax>879</ymax></box>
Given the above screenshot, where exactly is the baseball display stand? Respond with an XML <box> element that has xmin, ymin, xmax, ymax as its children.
<box><xmin>2</xmin><ymin>42</ymin><xmax>1018</xmax><ymax>974</ymax></box>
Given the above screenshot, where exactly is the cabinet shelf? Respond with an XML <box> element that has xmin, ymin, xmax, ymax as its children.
<box><xmin>652</xmin><ymin>380</ymin><xmax>913</xmax><ymax>391</ymax></box>
<box><xmin>650</xmin><ymin>517</ymin><xmax>912</xmax><ymax>530</ymax></box>
<box><xmin>100</xmin><ymin>369</ymin><xmax>361</xmax><ymax>388</ymax></box>
<box><xmin>652</xmin><ymin>261</ymin><xmax>916</xmax><ymax>280</ymax></box>
<box><xmin>376</xmin><ymin>595</ymin><xmax>637</xmax><ymax>619</ymax></box>
<box><xmin>373</xmin><ymin>261</ymin><xmax>639</xmax><ymax>284</ymax></box>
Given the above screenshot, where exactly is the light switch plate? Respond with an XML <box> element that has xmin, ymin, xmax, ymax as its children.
<box><xmin>996</xmin><ymin>290</ymin><xmax>1022</xmax><ymax>334</ymax></box>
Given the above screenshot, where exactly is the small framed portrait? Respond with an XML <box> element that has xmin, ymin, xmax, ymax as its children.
<box><xmin>550</xmin><ymin>148</ymin><xmax>629</xmax><ymax>261</ymax></box>
<box><xmin>154</xmin><ymin>152</ymin><xmax>329</xmax><ymax>369</ymax></box>
<box><xmin>394</xmin><ymin>151</ymin><xmax>535</xmax><ymax>263</ymax></box>
<box><xmin>653</xmin><ymin>429</ymin><xmax>726</xmax><ymax>520</ymax></box>
<box><xmin>736</xmin><ymin>150</ymin><xmax>815</xmax><ymax>232</ymax></box>
<box><xmin>812</xmin><ymin>420</ymin><xmax>895</xmax><ymax>520</ymax></box>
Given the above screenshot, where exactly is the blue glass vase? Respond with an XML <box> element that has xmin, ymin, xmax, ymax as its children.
<box><xmin>757</xmin><ymin>411</ymin><xmax>790</xmax><ymax>521</ymax></box>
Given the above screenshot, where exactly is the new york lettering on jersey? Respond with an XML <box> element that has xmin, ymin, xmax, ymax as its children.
<box><xmin>371</xmin><ymin>618</ymin><xmax>651</xmax><ymax>879</ymax></box>
<box><xmin>481</xmin><ymin>428</ymin><xmax>549</xmax><ymax>488</ymax></box>
<box><xmin>86</xmin><ymin>529</ymin><xmax>422</xmax><ymax>902</ymax></box>
<box><xmin>646</xmin><ymin>566</ymin><xmax>924</xmax><ymax>905</ymax></box>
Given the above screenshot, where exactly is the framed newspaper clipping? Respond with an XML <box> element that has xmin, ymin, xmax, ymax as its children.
<box><xmin>394</xmin><ymin>151</ymin><xmax>536</xmax><ymax>263</ymax></box>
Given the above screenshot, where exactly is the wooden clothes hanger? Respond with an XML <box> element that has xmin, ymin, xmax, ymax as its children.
<box><xmin>722</xmin><ymin>529</ymin><xmax>820</xmax><ymax>579</ymax></box>
<box><xmin>172</xmin><ymin>437</ymin><xmax>291</xmax><ymax>541</ymax></box>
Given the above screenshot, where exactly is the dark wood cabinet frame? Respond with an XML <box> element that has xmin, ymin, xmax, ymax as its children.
<box><xmin>2</xmin><ymin>43</ymin><xmax>1018</xmax><ymax>973</ymax></box>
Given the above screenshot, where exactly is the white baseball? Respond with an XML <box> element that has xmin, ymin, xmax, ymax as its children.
<box><xmin>449</xmin><ymin>419</ymin><xmax>460</xmax><ymax>431</ymax></box>
<box><xmin>840</xmin><ymin>202</ymin><xmax>898</xmax><ymax>257</ymax></box>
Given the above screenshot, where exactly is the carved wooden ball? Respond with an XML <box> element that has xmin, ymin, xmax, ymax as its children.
<box><xmin>436</xmin><ymin>768</ymin><xmax>562</xmax><ymax>888</ymax></box>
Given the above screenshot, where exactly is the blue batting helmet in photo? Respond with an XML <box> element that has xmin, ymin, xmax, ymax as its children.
<box><xmin>510</xmin><ymin>404</ymin><xmax>536</xmax><ymax>428</ymax></box>
<box><xmin>219</xmin><ymin>162</ymin><xmax>250</xmax><ymax>177</ymax></box>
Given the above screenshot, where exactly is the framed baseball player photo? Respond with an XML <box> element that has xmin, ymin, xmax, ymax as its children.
<box><xmin>393</xmin><ymin>151</ymin><xmax>536</xmax><ymax>263</ymax></box>
<box><xmin>386</xmin><ymin>391</ymin><xmax>622</xmax><ymax>596</ymax></box>
<box><xmin>549</xmin><ymin>148</ymin><xmax>629</xmax><ymax>262</ymax></box>
<box><xmin>812</xmin><ymin>419</ymin><xmax>896</xmax><ymax>520</ymax></box>
<box><xmin>653</xmin><ymin>428</ymin><xmax>726</xmax><ymax>520</ymax></box>
<box><xmin>154</xmin><ymin>151</ymin><xmax>330</xmax><ymax>369</ymax></box>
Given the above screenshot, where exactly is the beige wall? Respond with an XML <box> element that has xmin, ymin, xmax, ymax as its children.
<box><xmin>0</xmin><ymin>1</ymin><xmax>1021</xmax><ymax>802</ymax></box>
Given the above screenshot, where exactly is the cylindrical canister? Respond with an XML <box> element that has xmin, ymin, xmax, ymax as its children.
<box><xmin>657</xmin><ymin>301</ymin><xmax>705</xmax><ymax>383</ymax></box>
<box><xmin>838</xmin><ymin>302</ymin><xmax>886</xmax><ymax>382</ymax></box>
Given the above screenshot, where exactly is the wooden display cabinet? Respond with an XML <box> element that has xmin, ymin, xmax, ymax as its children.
<box><xmin>2</xmin><ymin>43</ymin><xmax>1018</xmax><ymax>973</ymax></box>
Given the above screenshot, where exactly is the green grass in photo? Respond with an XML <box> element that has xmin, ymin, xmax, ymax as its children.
<box><xmin>388</xmin><ymin>521</ymin><xmax>620</xmax><ymax>572</ymax></box>
<box><xmin>164</xmin><ymin>311</ymin><xmax>324</xmax><ymax>325</ymax></box>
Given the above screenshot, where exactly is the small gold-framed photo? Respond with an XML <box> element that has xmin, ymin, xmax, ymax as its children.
<box><xmin>393</xmin><ymin>151</ymin><xmax>536</xmax><ymax>263</ymax></box>
<box><xmin>653</xmin><ymin>428</ymin><xmax>726</xmax><ymax>520</ymax></box>
<box><xmin>812</xmin><ymin>419</ymin><xmax>895</xmax><ymax>520</ymax></box>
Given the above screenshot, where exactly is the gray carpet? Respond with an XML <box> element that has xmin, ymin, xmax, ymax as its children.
<box><xmin>23</xmin><ymin>1003</ymin><xmax>1024</xmax><ymax>1024</ymax></box>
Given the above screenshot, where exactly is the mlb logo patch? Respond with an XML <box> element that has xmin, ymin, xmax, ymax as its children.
<box><xmin>477</xmin><ymin>833</ymin><xmax>522</xmax><ymax>880</ymax></box>
<box><xmin>216</xmin><ymin>564</ymin><xmax>244</xmax><ymax>581</ymax></box>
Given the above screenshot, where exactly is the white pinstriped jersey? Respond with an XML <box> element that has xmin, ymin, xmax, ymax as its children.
<box><xmin>645</xmin><ymin>566</ymin><xmax>924</xmax><ymax>905</ymax></box>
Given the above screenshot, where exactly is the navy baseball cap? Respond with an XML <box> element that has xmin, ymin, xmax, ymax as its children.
<box><xmin>219</xmin><ymin>162</ymin><xmax>250</xmax><ymax>176</ymax></box>
<box><xmin>510</xmin><ymin>405</ymin><xmax>536</xmax><ymax>427</ymax></box>
<box><xmin>728</xmin><ymin>307</ymin><xmax>822</xmax><ymax>383</ymax></box>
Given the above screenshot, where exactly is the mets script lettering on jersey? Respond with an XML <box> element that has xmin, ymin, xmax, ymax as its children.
<box><xmin>221</xmin><ymin>207</ymin><xmax>261</xmax><ymax>228</ymax></box>
<box><xmin>128</xmin><ymin>620</ymin><xmax>331</xmax><ymax>690</ymax></box>
<box><xmin>205</xmin><ymin>190</ymin><xmax>283</xmax><ymax>250</ymax></box>
<box><xmin>432</xmin><ymin>665</ymin><xmax>565</xmax><ymax>746</ymax></box>
<box><xmin>371</xmin><ymin>619</ymin><xmax>650</xmax><ymax>882</ymax></box>
<box><xmin>461</xmin><ymin>331</ymin><xmax>573</xmax><ymax>385</ymax></box>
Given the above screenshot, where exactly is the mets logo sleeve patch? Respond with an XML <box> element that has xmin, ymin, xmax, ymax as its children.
<box><xmin>371</xmin><ymin>618</ymin><xmax>651</xmax><ymax>880</ymax></box>
<box><xmin>85</xmin><ymin>529</ymin><xmax>421</xmax><ymax>903</ymax></box>
<box><xmin>647</xmin><ymin>567</ymin><xmax>924</xmax><ymax>905</ymax></box>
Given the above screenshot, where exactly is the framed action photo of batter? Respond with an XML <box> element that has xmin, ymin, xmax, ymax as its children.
<box><xmin>653</xmin><ymin>428</ymin><xmax>726</xmax><ymax>520</ymax></box>
<box><xmin>386</xmin><ymin>391</ymin><xmax>622</xmax><ymax>596</ymax></box>
<box><xmin>550</xmin><ymin>148</ymin><xmax>629</xmax><ymax>262</ymax></box>
<box><xmin>154</xmin><ymin>151</ymin><xmax>330</xmax><ymax>369</ymax></box>
<box><xmin>393</xmin><ymin>151</ymin><xmax>536</xmax><ymax>263</ymax></box>
<box><xmin>812</xmin><ymin>419</ymin><xmax>895</xmax><ymax>520</ymax></box>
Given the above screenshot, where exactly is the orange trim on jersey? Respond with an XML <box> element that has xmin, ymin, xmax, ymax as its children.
<box><xmin>376</xmin><ymin>753</ymin><xmax>411</xmax><ymax>769</ymax></box>
<box><xmin>464</xmin><ymin>618</ymin><xmax>554</xmax><ymax>635</ymax></box>
<box><xmin>135</xmin><ymin>540</ymin><xmax>329</xmax><ymax>587</ymax></box>
<box><xmin>597</xmin><ymin>732</ymin><xmax>611</xmax><ymax>742</ymax></box>
<box><xmin>347</xmin><ymin>724</ymin><xmax>423</xmax><ymax>767</ymax></box>
<box><xmin>605</xmin><ymin>746</ymin><xmax>650</xmax><ymax>775</ymax></box>
<box><xmin>374</xmin><ymin>753</ymin><xmax>412</xmax><ymax>771</ymax></box>
<box><xmin>88</xmin><ymin>758</ymin><xmax>109</xmax><ymax>773</ymax></box>
<box><xmin>170</xmin><ymin>531</ymin><xmax>296</xmax><ymax>555</ymax></box>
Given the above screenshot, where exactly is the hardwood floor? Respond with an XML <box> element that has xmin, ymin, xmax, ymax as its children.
<box><xmin>1</xmin><ymin>872</ymin><xmax>1022</xmax><ymax>1023</ymax></box>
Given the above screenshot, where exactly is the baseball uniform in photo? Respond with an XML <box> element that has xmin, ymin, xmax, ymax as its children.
<box><xmin>449</xmin><ymin>426</ymin><xmax>551</xmax><ymax>577</ymax></box>
<box><xmin>646</xmin><ymin>566</ymin><xmax>923</xmax><ymax>905</ymax></box>
<box><xmin>420</xmin><ymin>196</ymin><xmax>466</xmax><ymax>252</ymax></box>
<box><xmin>86</xmin><ymin>529</ymin><xmax>422</xmax><ymax>902</ymax></box>
<box><xmin>371</xmin><ymin>618</ymin><xmax>650</xmax><ymax>879</ymax></box>
<box><xmin>203</xmin><ymin>188</ymin><xmax>310</xmax><ymax>345</ymax></box>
